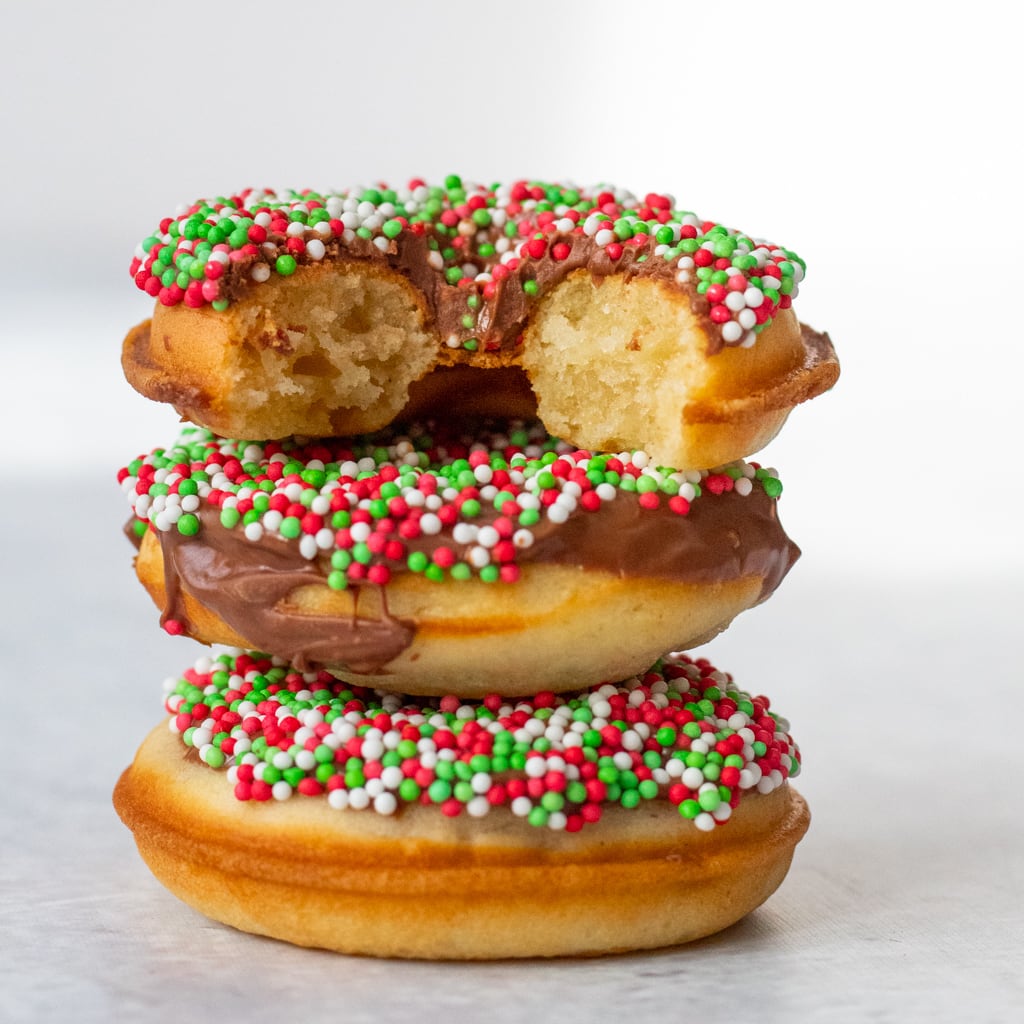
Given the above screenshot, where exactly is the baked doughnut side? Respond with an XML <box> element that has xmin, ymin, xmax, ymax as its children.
<box><xmin>120</xmin><ymin>422</ymin><xmax>800</xmax><ymax>693</ymax></box>
<box><xmin>135</xmin><ymin>539</ymin><xmax>768</xmax><ymax>694</ymax></box>
<box><xmin>115</xmin><ymin>728</ymin><xmax>809</xmax><ymax>958</ymax></box>
<box><xmin>113</xmin><ymin>651</ymin><xmax>808</xmax><ymax>958</ymax></box>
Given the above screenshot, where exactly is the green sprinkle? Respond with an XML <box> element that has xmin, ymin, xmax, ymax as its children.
<box><xmin>679</xmin><ymin>799</ymin><xmax>701</xmax><ymax>819</ymax></box>
<box><xmin>176</xmin><ymin>513</ymin><xmax>200</xmax><ymax>536</ymax></box>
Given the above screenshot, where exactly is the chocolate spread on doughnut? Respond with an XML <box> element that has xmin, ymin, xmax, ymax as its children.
<box><xmin>160</xmin><ymin>516</ymin><xmax>413</xmax><ymax>673</ymax></box>
<box><xmin>153</xmin><ymin>489</ymin><xmax>798</xmax><ymax>675</ymax></box>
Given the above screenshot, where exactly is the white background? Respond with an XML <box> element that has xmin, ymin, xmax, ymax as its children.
<box><xmin>2</xmin><ymin>2</ymin><xmax>1021</xmax><ymax>1021</ymax></box>
<box><xmin>3</xmin><ymin>0</ymin><xmax>1021</xmax><ymax>573</ymax></box>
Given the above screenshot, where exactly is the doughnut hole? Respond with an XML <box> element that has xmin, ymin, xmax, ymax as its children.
<box><xmin>135</xmin><ymin>262</ymin><xmax>437</xmax><ymax>439</ymax></box>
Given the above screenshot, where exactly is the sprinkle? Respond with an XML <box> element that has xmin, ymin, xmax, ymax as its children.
<box><xmin>119</xmin><ymin>420</ymin><xmax>785</xmax><ymax>589</ymax></box>
<box><xmin>162</xmin><ymin>649</ymin><xmax>799</xmax><ymax>832</ymax></box>
<box><xmin>129</xmin><ymin>180</ymin><xmax>804</xmax><ymax>350</ymax></box>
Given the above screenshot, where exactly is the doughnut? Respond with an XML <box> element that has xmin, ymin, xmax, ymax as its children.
<box><xmin>113</xmin><ymin>649</ymin><xmax>810</xmax><ymax>959</ymax></box>
<box><xmin>119</xmin><ymin>420</ymin><xmax>800</xmax><ymax>696</ymax></box>
<box><xmin>124</xmin><ymin>177</ymin><xmax>839</xmax><ymax>469</ymax></box>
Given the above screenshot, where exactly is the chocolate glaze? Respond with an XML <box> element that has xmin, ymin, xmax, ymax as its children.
<box><xmin>154</xmin><ymin>488</ymin><xmax>799</xmax><ymax>675</ymax></box>
<box><xmin>162</xmin><ymin>521</ymin><xmax>413</xmax><ymax>673</ymax></box>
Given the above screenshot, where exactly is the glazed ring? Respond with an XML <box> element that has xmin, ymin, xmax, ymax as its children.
<box><xmin>113</xmin><ymin>650</ymin><xmax>810</xmax><ymax>959</ymax></box>
<box><xmin>120</xmin><ymin>420</ymin><xmax>800</xmax><ymax>696</ymax></box>
<box><xmin>123</xmin><ymin>178</ymin><xmax>838</xmax><ymax>469</ymax></box>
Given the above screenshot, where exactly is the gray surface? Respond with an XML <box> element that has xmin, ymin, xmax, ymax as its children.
<box><xmin>2</xmin><ymin>478</ymin><xmax>1021</xmax><ymax>1023</ymax></box>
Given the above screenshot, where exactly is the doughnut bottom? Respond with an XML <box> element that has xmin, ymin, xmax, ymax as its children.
<box><xmin>114</xmin><ymin>725</ymin><xmax>810</xmax><ymax>959</ymax></box>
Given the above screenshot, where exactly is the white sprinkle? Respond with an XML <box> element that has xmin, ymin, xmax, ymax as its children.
<box><xmin>452</xmin><ymin>523</ymin><xmax>478</xmax><ymax>545</ymax></box>
<box><xmin>467</xmin><ymin>545</ymin><xmax>490</xmax><ymax>568</ymax></box>
<box><xmin>349</xmin><ymin>521</ymin><xmax>371</xmax><ymax>543</ymax></box>
<box><xmin>354</xmin><ymin>733</ymin><xmax>381</xmax><ymax>762</ymax></box>
<box><xmin>331</xmin><ymin>720</ymin><xmax>356</xmax><ymax>742</ymax></box>
<box><xmin>476</xmin><ymin>525</ymin><xmax>500</xmax><ymax>548</ymax></box>
<box><xmin>250</xmin><ymin>263</ymin><xmax>271</xmax><ymax>283</ymax></box>
<box><xmin>466</xmin><ymin>796</ymin><xmax>491</xmax><ymax>818</ymax></box>
<box><xmin>348</xmin><ymin>788</ymin><xmax>371</xmax><ymax>810</ymax></box>
<box><xmin>546</xmin><ymin>504</ymin><xmax>570</xmax><ymax>524</ymax></box>
<box><xmin>510</xmin><ymin>796</ymin><xmax>533</xmax><ymax>817</ymax></box>
<box><xmin>373</xmin><ymin>793</ymin><xmax>398</xmax><ymax>815</ymax></box>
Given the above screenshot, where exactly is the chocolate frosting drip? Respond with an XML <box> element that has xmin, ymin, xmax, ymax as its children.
<box><xmin>152</xmin><ymin>489</ymin><xmax>799</xmax><ymax>675</ymax></box>
<box><xmin>161</xmin><ymin>518</ymin><xmax>413</xmax><ymax>673</ymax></box>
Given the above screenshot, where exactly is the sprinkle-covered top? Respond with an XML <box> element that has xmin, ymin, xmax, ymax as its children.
<box><xmin>118</xmin><ymin>419</ymin><xmax>785</xmax><ymax>591</ymax></box>
<box><xmin>166</xmin><ymin>649</ymin><xmax>800</xmax><ymax>832</ymax></box>
<box><xmin>130</xmin><ymin>176</ymin><xmax>805</xmax><ymax>351</ymax></box>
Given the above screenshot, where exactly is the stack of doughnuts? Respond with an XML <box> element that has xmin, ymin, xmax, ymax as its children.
<box><xmin>113</xmin><ymin>177</ymin><xmax>837</xmax><ymax>958</ymax></box>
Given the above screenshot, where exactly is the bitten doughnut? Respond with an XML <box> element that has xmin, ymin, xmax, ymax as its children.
<box><xmin>124</xmin><ymin>177</ymin><xmax>838</xmax><ymax>469</ymax></box>
<box><xmin>113</xmin><ymin>650</ymin><xmax>810</xmax><ymax>959</ymax></box>
<box><xmin>119</xmin><ymin>420</ymin><xmax>799</xmax><ymax>696</ymax></box>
